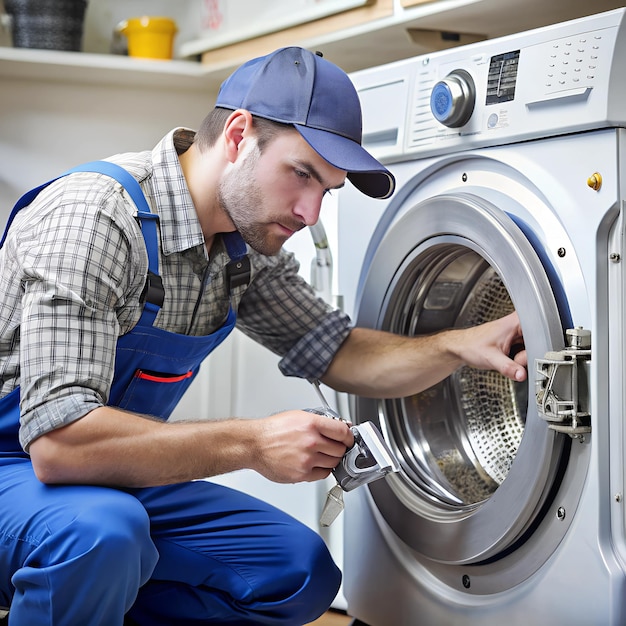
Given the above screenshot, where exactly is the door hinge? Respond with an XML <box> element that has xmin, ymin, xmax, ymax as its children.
<box><xmin>535</xmin><ymin>327</ymin><xmax>591</xmax><ymax>438</ymax></box>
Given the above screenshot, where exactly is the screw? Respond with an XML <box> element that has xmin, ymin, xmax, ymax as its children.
<box><xmin>462</xmin><ymin>173</ymin><xmax>468</xmax><ymax>182</ymax></box>
<box><xmin>616</xmin><ymin>493</ymin><xmax>622</xmax><ymax>503</ymax></box>
<box><xmin>556</xmin><ymin>506</ymin><xmax>566</xmax><ymax>521</ymax></box>
<box><xmin>610</xmin><ymin>253</ymin><xmax>621</xmax><ymax>263</ymax></box>
<box><xmin>462</xmin><ymin>574</ymin><xmax>471</xmax><ymax>589</ymax></box>
<box><xmin>557</xmin><ymin>248</ymin><xmax>566</xmax><ymax>258</ymax></box>
<box><xmin>587</xmin><ymin>172</ymin><xmax>602</xmax><ymax>191</ymax></box>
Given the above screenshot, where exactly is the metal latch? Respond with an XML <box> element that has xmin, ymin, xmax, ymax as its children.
<box><xmin>307</xmin><ymin>380</ymin><xmax>400</xmax><ymax>526</ymax></box>
<box><xmin>535</xmin><ymin>327</ymin><xmax>591</xmax><ymax>438</ymax></box>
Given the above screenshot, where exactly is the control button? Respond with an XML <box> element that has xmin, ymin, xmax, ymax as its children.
<box><xmin>430</xmin><ymin>69</ymin><xmax>476</xmax><ymax>128</ymax></box>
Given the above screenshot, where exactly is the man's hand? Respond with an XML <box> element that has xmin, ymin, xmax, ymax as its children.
<box><xmin>249</xmin><ymin>410</ymin><xmax>354</xmax><ymax>484</ymax></box>
<box><xmin>453</xmin><ymin>311</ymin><xmax>526</xmax><ymax>382</ymax></box>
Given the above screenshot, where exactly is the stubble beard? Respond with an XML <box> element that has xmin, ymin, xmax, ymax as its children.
<box><xmin>218</xmin><ymin>146</ymin><xmax>286</xmax><ymax>256</ymax></box>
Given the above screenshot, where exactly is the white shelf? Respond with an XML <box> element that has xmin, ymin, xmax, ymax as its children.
<box><xmin>0</xmin><ymin>46</ymin><xmax>231</xmax><ymax>92</ymax></box>
<box><xmin>1</xmin><ymin>0</ymin><xmax>624</xmax><ymax>93</ymax></box>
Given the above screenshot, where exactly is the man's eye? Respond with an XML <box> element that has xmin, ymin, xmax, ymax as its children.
<box><xmin>295</xmin><ymin>169</ymin><xmax>310</xmax><ymax>180</ymax></box>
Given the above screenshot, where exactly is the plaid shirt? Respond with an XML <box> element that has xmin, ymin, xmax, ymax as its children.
<box><xmin>0</xmin><ymin>129</ymin><xmax>352</xmax><ymax>450</ymax></box>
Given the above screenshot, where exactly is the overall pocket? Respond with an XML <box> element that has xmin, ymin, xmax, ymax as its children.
<box><xmin>114</xmin><ymin>368</ymin><xmax>197</xmax><ymax>419</ymax></box>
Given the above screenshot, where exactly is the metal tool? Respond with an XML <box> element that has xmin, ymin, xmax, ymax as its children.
<box><xmin>320</xmin><ymin>484</ymin><xmax>345</xmax><ymax>527</ymax></box>
<box><xmin>311</xmin><ymin>379</ymin><xmax>342</xmax><ymax>421</ymax></box>
<box><xmin>307</xmin><ymin>380</ymin><xmax>400</xmax><ymax>526</ymax></box>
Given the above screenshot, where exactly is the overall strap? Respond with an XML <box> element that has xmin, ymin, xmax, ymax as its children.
<box><xmin>1</xmin><ymin>161</ymin><xmax>164</xmax><ymax>326</ymax></box>
<box><xmin>222</xmin><ymin>231</ymin><xmax>251</xmax><ymax>291</ymax></box>
<box><xmin>68</xmin><ymin>162</ymin><xmax>164</xmax><ymax>326</ymax></box>
<box><xmin>3</xmin><ymin>162</ymin><xmax>252</xmax><ymax>324</ymax></box>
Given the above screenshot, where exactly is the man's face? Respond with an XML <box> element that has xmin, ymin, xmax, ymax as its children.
<box><xmin>218</xmin><ymin>128</ymin><xmax>346</xmax><ymax>256</ymax></box>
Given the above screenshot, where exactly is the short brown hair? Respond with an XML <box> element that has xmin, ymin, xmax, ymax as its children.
<box><xmin>195</xmin><ymin>107</ymin><xmax>293</xmax><ymax>152</ymax></box>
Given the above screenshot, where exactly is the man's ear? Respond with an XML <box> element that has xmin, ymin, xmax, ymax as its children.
<box><xmin>223</xmin><ymin>109</ymin><xmax>254</xmax><ymax>163</ymax></box>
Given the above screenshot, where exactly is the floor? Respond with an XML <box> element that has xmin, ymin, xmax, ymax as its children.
<box><xmin>0</xmin><ymin>607</ymin><xmax>353</xmax><ymax>624</ymax></box>
<box><xmin>307</xmin><ymin>609</ymin><xmax>352</xmax><ymax>625</ymax></box>
<box><xmin>0</xmin><ymin>610</ymin><xmax>352</xmax><ymax>625</ymax></box>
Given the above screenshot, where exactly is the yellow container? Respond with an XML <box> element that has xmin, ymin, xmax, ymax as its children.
<box><xmin>118</xmin><ymin>16</ymin><xmax>177</xmax><ymax>60</ymax></box>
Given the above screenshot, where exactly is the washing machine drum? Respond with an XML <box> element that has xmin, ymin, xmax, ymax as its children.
<box><xmin>390</xmin><ymin>251</ymin><xmax>522</xmax><ymax>504</ymax></box>
<box><xmin>355</xmin><ymin>191</ymin><xmax>571</xmax><ymax>567</ymax></box>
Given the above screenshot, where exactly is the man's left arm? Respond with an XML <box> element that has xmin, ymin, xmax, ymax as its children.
<box><xmin>321</xmin><ymin>311</ymin><xmax>526</xmax><ymax>398</ymax></box>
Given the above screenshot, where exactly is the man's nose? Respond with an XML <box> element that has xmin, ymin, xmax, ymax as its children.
<box><xmin>294</xmin><ymin>193</ymin><xmax>323</xmax><ymax>226</ymax></box>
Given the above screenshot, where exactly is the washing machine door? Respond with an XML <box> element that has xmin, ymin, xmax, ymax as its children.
<box><xmin>354</xmin><ymin>189</ymin><xmax>568</xmax><ymax>566</ymax></box>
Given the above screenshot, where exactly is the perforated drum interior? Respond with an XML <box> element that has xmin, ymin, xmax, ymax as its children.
<box><xmin>382</xmin><ymin>245</ymin><xmax>525</xmax><ymax>508</ymax></box>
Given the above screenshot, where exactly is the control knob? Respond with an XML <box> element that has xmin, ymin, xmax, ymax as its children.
<box><xmin>430</xmin><ymin>69</ymin><xmax>476</xmax><ymax>128</ymax></box>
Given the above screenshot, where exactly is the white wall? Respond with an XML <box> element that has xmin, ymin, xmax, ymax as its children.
<box><xmin>0</xmin><ymin>75</ymin><xmax>212</xmax><ymax>223</ymax></box>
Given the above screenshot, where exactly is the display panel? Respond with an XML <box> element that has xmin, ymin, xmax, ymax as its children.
<box><xmin>486</xmin><ymin>50</ymin><xmax>520</xmax><ymax>105</ymax></box>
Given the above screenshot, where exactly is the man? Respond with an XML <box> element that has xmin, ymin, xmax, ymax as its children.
<box><xmin>0</xmin><ymin>47</ymin><xmax>526</xmax><ymax>625</ymax></box>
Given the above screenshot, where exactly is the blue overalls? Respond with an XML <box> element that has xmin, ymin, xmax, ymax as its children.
<box><xmin>0</xmin><ymin>163</ymin><xmax>340</xmax><ymax>625</ymax></box>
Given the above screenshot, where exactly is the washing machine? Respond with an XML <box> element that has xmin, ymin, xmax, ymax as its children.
<box><xmin>336</xmin><ymin>7</ymin><xmax>626</xmax><ymax>625</ymax></box>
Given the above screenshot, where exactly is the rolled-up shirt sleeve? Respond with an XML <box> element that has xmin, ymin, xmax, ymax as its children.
<box><xmin>234</xmin><ymin>249</ymin><xmax>353</xmax><ymax>380</ymax></box>
<box><xmin>277</xmin><ymin>308</ymin><xmax>352</xmax><ymax>379</ymax></box>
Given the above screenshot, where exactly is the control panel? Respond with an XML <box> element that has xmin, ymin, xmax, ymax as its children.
<box><xmin>352</xmin><ymin>7</ymin><xmax>626</xmax><ymax>162</ymax></box>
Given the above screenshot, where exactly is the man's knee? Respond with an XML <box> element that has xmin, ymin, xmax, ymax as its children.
<box><xmin>65</xmin><ymin>492</ymin><xmax>158</xmax><ymax>584</ymax></box>
<box><xmin>272</xmin><ymin>525</ymin><xmax>341</xmax><ymax>625</ymax></box>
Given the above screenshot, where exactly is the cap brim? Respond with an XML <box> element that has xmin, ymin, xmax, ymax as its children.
<box><xmin>295</xmin><ymin>125</ymin><xmax>395</xmax><ymax>199</ymax></box>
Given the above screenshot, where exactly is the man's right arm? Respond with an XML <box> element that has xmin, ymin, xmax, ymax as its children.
<box><xmin>28</xmin><ymin>405</ymin><xmax>353</xmax><ymax>487</ymax></box>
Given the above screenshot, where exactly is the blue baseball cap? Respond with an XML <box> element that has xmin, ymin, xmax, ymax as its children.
<box><xmin>215</xmin><ymin>47</ymin><xmax>395</xmax><ymax>200</ymax></box>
